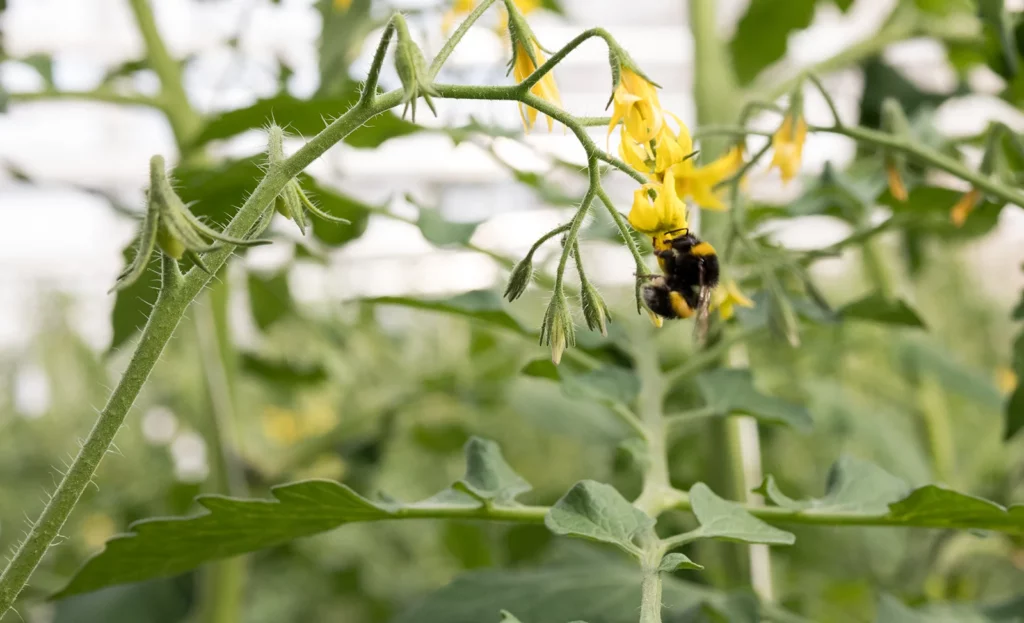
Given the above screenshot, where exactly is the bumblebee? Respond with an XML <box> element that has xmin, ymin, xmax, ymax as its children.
<box><xmin>639</xmin><ymin>228</ymin><xmax>720</xmax><ymax>341</ymax></box>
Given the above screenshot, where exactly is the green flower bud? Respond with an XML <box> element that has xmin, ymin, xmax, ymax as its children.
<box><xmin>393</xmin><ymin>14</ymin><xmax>437</xmax><ymax>122</ymax></box>
<box><xmin>112</xmin><ymin>155</ymin><xmax>271</xmax><ymax>292</ymax></box>
<box><xmin>266</xmin><ymin>125</ymin><xmax>351</xmax><ymax>233</ymax></box>
<box><xmin>504</xmin><ymin>255</ymin><xmax>534</xmax><ymax>302</ymax></box>
<box><xmin>580</xmin><ymin>281</ymin><xmax>610</xmax><ymax>337</ymax></box>
<box><xmin>539</xmin><ymin>291</ymin><xmax>575</xmax><ymax>365</ymax></box>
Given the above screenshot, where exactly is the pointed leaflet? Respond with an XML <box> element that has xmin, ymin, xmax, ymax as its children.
<box><xmin>696</xmin><ymin>369</ymin><xmax>812</xmax><ymax>430</ymax></box>
<box><xmin>453</xmin><ymin>437</ymin><xmax>531</xmax><ymax>504</ymax></box>
<box><xmin>55</xmin><ymin>480</ymin><xmax>393</xmax><ymax>598</ymax></box>
<box><xmin>545</xmin><ymin>481</ymin><xmax>655</xmax><ymax>556</ymax></box>
<box><xmin>659</xmin><ymin>553</ymin><xmax>704</xmax><ymax>572</ymax></box>
<box><xmin>840</xmin><ymin>293</ymin><xmax>926</xmax><ymax>328</ymax></box>
<box><xmin>756</xmin><ymin>456</ymin><xmax>911</xmax><ymax>515</ymax></box>
<box><xmin>887</xmin><ymin>486</ymin><xmax>1024</xmax><ymax>533</ymax></box>
<box><xmin>688</xmin><ymin>483</ymin><xmax>795</xmax><ymax>545</ymax></box>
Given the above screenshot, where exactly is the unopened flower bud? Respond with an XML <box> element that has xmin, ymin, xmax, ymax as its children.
<box><xmin>504</xmin><ymin>256</ymin><xmax>534</xmax><ymax>302</ymax></box>
<box><xmin>539</xmin><ymin>291</ymin><xmax>575</xmax><ymax>365</ymax></box>
<box><xmin>580</xmin><ymin>282</ymin><xmax>610</xmax><ymax>337</ymax></box>
<box><xmin>393</xmin><ymin>14</ymin><xmax>438</xmax><ymax>122</ymax></box>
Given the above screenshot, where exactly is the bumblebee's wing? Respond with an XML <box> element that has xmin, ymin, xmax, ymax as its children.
<box><xmin>693</xmin><ymin>286</ymin><xmax>712</xmax><ymax>345</ymax></box>
<box><xmin>693</xmin><ymin>261</ymin><xmax>713</xmax><ymax>346</ymax></box>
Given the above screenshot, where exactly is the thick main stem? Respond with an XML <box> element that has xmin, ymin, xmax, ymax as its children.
<box><xmin>126</xmin><ymin>0</ymin><xmax>202</xmax><ymax>149</ymax></box>
<box><xmin>193</xmin><ymin>285</ymin><xmax>248</xmax><ymax>623</ymax></box>
<box><xmin>687</xmin><ymin>0</ymin><xmax>757</xmax><ymax>589</ymax></box>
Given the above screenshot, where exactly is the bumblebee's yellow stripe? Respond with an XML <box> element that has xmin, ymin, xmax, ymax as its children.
<box><xmin>669</xmin><ymin>291</ymin><xmax>694</xmax><ymax>318</ymax></box>
<box><xmin>691</xmin><ymin>241</ymin><xmax>716</xmax><ymax>256</ymax></box>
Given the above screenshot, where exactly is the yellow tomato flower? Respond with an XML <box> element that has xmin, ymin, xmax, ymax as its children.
<box><xmin>80</xmin><ymin>513</ymin><xmax>116</xmax><ymax>551</ymax></box>
<box><xmin>951</xmin><ymin>188</ymin><xmax>981</xmax><ymax>227</ymax></box>
<box><xmin>886</xmin><ymin>163</ymin><xmax>908</xmax><ymax>202</ymax></box>
<box><xmin>512</xmin><ymin>40</ymin><xmax>561</xmax><ymax>131</ymax></box>
<box><xmin>654</xmin><ymin>126</ymin><xmax>686</xmax><ymax>175</ymax></box>
<box><xmin>442</xmin><ymin>0</ymin><xmax>478</xmax><ymax>34</ymax></box>
<box><xmin>619</xmin><ymin>134</ymin><xmax>652</xmax><ymax>175</ymax></box>
<box><xmin>997</xmin><ymin>367</ymin><xmax>1018</xmax><ymax>394</ymax></box>
<box><xmin>333</xmin><ymin>0</ymin><xmax>352</xmax><ymax>10</ymax></box>
<box><xmin>608</xmin><ymin>68</ymin><xmax>663</xmax><ymax>144</ymax></box>
<box><xmin>628</xmin><ymin>166</ymin><xmax>689</xmax><ymax>235</ymax></box>
<box><xmin>667</xmin><ymin>146</ymin><xmax>744</xmax><ymax>211</ymax></box>
<box><xmin>262</xmin><ymin>406</ymin><xmax>303</xmax><ymax>445</ymax></box>
<box><xmin>712</xmin><ymin>280</ymin><xmax>754</xmax><ymax>320</ymax></box>
<box><xmin>770</xmin><ymin>113</ymin><xmax>808</xmax><ymax>183</ymax></box>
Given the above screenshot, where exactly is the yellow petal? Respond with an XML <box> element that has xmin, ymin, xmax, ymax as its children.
<box><xmin>950</xmin><ymin>188</ymin><xmax>981</xmax><ymax>227</ymax></box>
<box><xmin>654</xmin><ymin>127</ymin><xmax>684</xmax><ymax>173</ymax></box>
<box><xmin>887</xmin><ymin>165</ymin><xmax>908</xmax><ymax>202</ymax></box>
<box><xmin>629</xmin><ymin>188</ymin><xmax>660</xmax><ymax>234</ymax></box>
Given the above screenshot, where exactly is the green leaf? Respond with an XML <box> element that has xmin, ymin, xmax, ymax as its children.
<box><xmin>840</xmin><ymin>293</ymin><xmax>926</xmax><ymax>328</ymax></box>
<box><xmin>729</xmin><ymin>0</ymin><xmax>816</xmax><ymax>84</ymax></box>
<box><xmin>365</xmin><ymin>291</ymin><xmax>530</xmax><ymax>335</ymax></box>
<box><xmin>859</xmin><ymin>58</ymin><xmax>954</xmax><ymax>130</ymax></box>
<box><xmin>886</xmin><ymin>485</ymin><xmax>1024</xmax><ymax>533</ymax></box>
<box><xmin>545</xmin><ymin>481</ymin><xmax>654</xmax><ymax>556</ymax></box>
<box><xmin>305</xmin><ymin>178</ymin><xmax>372</xmax><ymax>246</ymax></box>
<box><xmin>876</xmin><ymin>593</ymin><xmax>931</xmax><ymax>623</ymax></box>
<box><xmin>247</xmin><ymin>269</ymin><xmax>292</xmax><ymax>331</ymax></box>
<box><xmin>53</xmin><ymin>577</ymin><xmax>193</xmax><ymax>623</ymax></box>
<box><xmin>659</xmin><ymin>553</ymin><xmax>704</xmax><ymax>572</ymax></box>
<box><xmin>899</xmin><ymin>336</ymin><xmax>1005</xmax><ymax>409</ymax></box>
<box><xmin>239</xmin><ymin>352</ymin><xmax>327</xmax><ymax>386</ymax></box>
<box><xmin>55</xmin><ymin>480</ymin><xmax>394</xmax><ymax>598</ymax></box>
<box><xmin>500</xmin><ymin>612</ymin><xmax>524</xmax><ymax>623</ymax></box>
<box><xmin>454</xmin><ymin>437</ymin><xmax>531</xmax><ymax>504</ymax></box>
<box><xmin>192</xmin><ymin>93</ymin><xmax>420</xmax><ymax>148</ymax></box>
<box><xmin>756</xmin><ymin>456</ymin><xmax>911</xmax><ymax>515</ymax></box>
<box><xmin>562</xmin><ymin>366</ymin><xmax>641</xmax><ymax>407</ymax></box>
<box><xmin>696</xmin><ymin>368</ymin><xmax>812</xmax><ymax>430</ymax></box>
<box><xmin>109</xmin><ymin>239</ymin><xmax>160</xmax><ymax>351</ymax></box>
<box><xmin>688</xmin><ymin>483</ymin><xmax>796</xmax><ymax>545</ymax></box>
<box><xmin>416</xmin><ymin>205</ymin><xmax>481</xmax><ymax>247</ymax></box>
<box><xmin>392</xmin><ymin>547</ymin><xmax>715</xmax><ymax>623</ymax></box>
<box><xmin>879</xmin><ymin>186</ymin><xmax>1005</xmax><ymax>239</ymax></box>
<box><xmin>522</xmin><ymin>360</ymin><xmax>639</xmax><ymax>406</ymax></box>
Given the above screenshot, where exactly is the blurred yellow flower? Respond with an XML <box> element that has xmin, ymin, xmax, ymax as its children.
<box><xmin>997</xmin><ymin>367</ymin><xmax>1018</xmax><ymax>394</ymax></box>
<box><xmin>512</xmin><ymin>40</ymin><xmax>561</xmax><ymax>131</ymax></box>
<box><xmin>886</xmin><ymin>163</ymin><xmax>908</xmax><ymax>202</ymax></box>
<box><xmin>628</xmin><ymin>168</ymin><xmax>688</xmax><ymax>236</ymax></box>
<box><xmin>608</xmin><ymin>68</ymin><xmax>663</xmax><ymax>144</ymax></box>
<box><xmin>262</xmin><ymin>406</ymin><xmax>303</xmax><ymax>446</ymax></box>
<box><xmin>951</xmin><ymin>188</ymin><xmax>981</xmax><ymax>227</ymax></box>
<box><xmin>295</xmin><ymin>454</ymin><xmax>347</xmax><ymax>481</ymax></box>
<box><xmin>770</xmin><ymin>113</ymin><xmax>808</xmax><ymax>183</ymax></box>
<box><xmin>333</xmin><ymin>0</ymin><xmax>352</xmax><ymax>10</ymax></box>
<box><xmin>80</xmin><ymin>513</ymin><xmax>116</xmax><ymax>551</ymax></box>
<box><xmin>712</xmin><ymin>280</ymin><xmax>754</xmax><ymax>320</ymax></box>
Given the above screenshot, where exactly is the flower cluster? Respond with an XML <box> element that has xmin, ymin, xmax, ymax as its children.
<box><xmin>613</xmin><ymin>68</ymin><xmax>745</xmax><ymax>241</ymax></box>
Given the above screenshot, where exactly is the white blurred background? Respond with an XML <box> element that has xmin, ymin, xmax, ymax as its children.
<box><xmin>1</xmin><ymin>0</ymin><xmax>1022</xmax><ymax>357</ymax></box>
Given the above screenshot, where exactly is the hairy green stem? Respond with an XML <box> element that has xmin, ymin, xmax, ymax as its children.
<box><xmin>0</xmin><ymin>97</ymin><xmax>389</xmax><ymax>617</ymax></box>
<box><xmin>638</xmin><ymin>554</ymin><xmax>664</xmax><ymax>623</ymax></box>
<box><xmin>126</xmin><ymin>0</ymin><xmax>202</xmax><ymax>148</ymax></box>
<box><xmin>8</xmin><ymin>90</ymin><xmax>161</xmax><ymax>108</ymax></box>
<box><xmin>818</xmin><ymin>124</ymin><xmax>1024</xmax><ymax>207</ymax></box>
<box><xmin>428</xmin><ymin>0</ymin><xmax>499</xmax><ymax>78</ymax></box>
